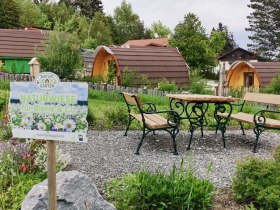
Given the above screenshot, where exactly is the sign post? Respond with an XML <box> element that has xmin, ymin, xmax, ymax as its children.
<box><xmin>9</xmin><ymin>72</ymin><xmax>88</xmax><ymax>209</ymax></box>
<box><xmin>47</xmin><ymin>140</ymin><xmax>57</xmax><ymax>209</ymax></box>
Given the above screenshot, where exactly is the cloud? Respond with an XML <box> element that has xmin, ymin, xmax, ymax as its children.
<box><xmin>102</xmin><ymin>0</ymin><xmax>253</xmax><ymax>48</ymax></box>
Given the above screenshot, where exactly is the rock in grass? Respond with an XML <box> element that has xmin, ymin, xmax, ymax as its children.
<box><xmin>21</xmin><ymin>170</ymin><xmax>115</xmax><ymax>210</ymax></box>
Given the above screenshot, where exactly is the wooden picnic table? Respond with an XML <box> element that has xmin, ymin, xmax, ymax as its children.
<box><xmin>166</xmin><ymin>94</ymin><xmax>239</xmax><ymax>150</ymax></box>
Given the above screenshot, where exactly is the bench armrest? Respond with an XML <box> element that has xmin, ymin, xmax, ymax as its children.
<box><xmin>231</xmin><ymin>101</ymin><xmax>245</xmax><ymax>112</ymax></box>
<box><xmin>141</xmin><ymin>102</ymin><xmax>157</xmax><ymax>112</ymax></box>
<box><xmin>254</xmin><ymin>109</ymin><xmax>280</xmax><ymax>126</ymax></box>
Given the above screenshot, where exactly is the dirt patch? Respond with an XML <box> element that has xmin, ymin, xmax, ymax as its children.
<box><xmin>213</xmin><ymin>187</ymin><xmax>244</xmax><ymax>210</ymax></box>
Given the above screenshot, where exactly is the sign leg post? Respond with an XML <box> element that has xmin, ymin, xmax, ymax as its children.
<box><xmin>47</xmin><ymin>140</ymin><xmax>57</xmax><ymax>210</ymax></box>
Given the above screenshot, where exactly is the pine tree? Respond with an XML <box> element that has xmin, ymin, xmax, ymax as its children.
<box><xmin>0</xmin><ymin>0</ymin><xmax>21</xmax><ymax>28</ymax></box>
<box><xmin>246</xmin><ymin>0</ymin><xmax>280</xmax><ymax>60</ymax></box>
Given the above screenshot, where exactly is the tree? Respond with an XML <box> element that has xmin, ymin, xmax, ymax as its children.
<box><xmin>113</xmin><ymin>0</ymin><xmax>146</xmax><ymax>44</ymax></box>
<box><xmin>149</xmin><ymin>21</ymin><xmax>172</xmax><ymax>38</ymax></box>
<box><xmin>170</xmin><ymin>13</ymin><xmax>216</xmax><ymax>75</ymax></box>
<box><xmin>39</xmin><ymin>2</ymin><xmax>75</xmax><ymax>30</ymax></box>
<box><xmin>16</xmin><ymin>0</ymin><xmax>51</xmax><ymax>29</ymax></box>
<box><xmin>37</xmin><ymin>31</ymin><xmax>83</xmax><ymax>79</ymax></box>
<box><xmin>0</xmin><ymin>0</ymin><xmax>21</xmax><ymax>28</ymax></box>
<box><xmin>209</xmin><ymin>30</ymin><xmax>227</xmax><ymax>56</ymax></box>
<box><xmin>59</xmin><ymin>0</ymin><xmax>103</xmax><ymax>19</ymax></box>
<box><xmin>246</xmin><ymin>0</ymin><xmax>280</xmax><ymax>60</ymax></box>
<box><xmin>212</xmin><ymin>22</ymin><xmax>236</xmax><ymax>55</ymax></box>
<box><xmin>82</xmin><ymin>12</ymin><xmax>112</xmax><ymax>49</ymax></box>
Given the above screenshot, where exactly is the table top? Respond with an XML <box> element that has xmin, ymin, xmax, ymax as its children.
<box><xmin>166</xmin><ymin>94</ymin><xmax>239</xmax><ymax>103</ymax></box>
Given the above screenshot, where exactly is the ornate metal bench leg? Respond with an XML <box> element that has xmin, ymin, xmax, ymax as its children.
<box><xmin>239</xmin><ymin>121</ymin><xmax>245</xmax><ymax>135</ymax></box>
<box><xmin>135</xmin><ymin>128</ymin><xmax>148</xmax><ymax>155</ymax></box>
<box><xmin>171</xmin><ymin>129</ymin><xmax>179</xmax><ymax>155</ymax></box>
<box><xmin>220</xmin><ymin>126</ymin><xmax>226</xmax><ymax>148</ymax></box>
<box><xmin>152</xmin><ymin>130</ymin><xmax>156</xmax><ymax>135</ymax></box>
<box><xmin>124</xmin><ymin>115</ymin><xmax>133</xmax><ymax>136</ymax></box>
<box><xmin>253</xmin><ymin>126</ymin><xmax>263</xmax><ymax>153</ymax></box>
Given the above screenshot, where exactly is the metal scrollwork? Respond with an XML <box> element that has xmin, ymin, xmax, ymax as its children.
<box><xmin>214</xmin><ymin>102</ymin><xmax>232</xmax><ymax>125</ymax></box>
<box><xmin>185</xmin><ymin>102</ymin><xmax>208</xmax><ymax>126</ymax></box>
<box><xmin>169</xmin><ymin>98</ymin><xmax>185</xmax><ymax>116</ymax></box>
<box><xmin>254</xmin><ymin>111</ymin><xmax>266</xmax><ymax>126</ymax></box>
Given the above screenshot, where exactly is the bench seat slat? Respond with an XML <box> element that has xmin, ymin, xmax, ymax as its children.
<box><xmin>218</xmin><ymin>112</ymin><xmax>280</xmax><ymax>128</ymax></box>
<box><xmin>130</xmin><ymin>113</ymin><xmax>170</xmax><ymax>129</ymax></box>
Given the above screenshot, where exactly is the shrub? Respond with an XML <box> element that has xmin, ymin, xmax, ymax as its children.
<box><xmin>189</xmin><ymin>70</ymin><xmax>207</xmax><ymax>94</ymax></box>
<box><xmin>104</xmin><ymin>106</ymin><xmax>128</xmax><ymax>128</ymax></box>
<box><xmin>121</xmin><ymin>67</ymin><xmax>137</xmax><ymax>87</ymax></box>
<box><xmin>232</xmin><ymin>146</ymin><xmax>280</xmax><ymax>209</ymax></box>
<box><xmin>158</xmin><ymin>78</ymin><xmax>178</xmax><ymax>92</ymax></box>
<box><xmin>263</xmin><ymin>73</ymin><xmax>280</xmax><ymax>94</ymax></box>
<box><xmin>37</xmin><ymin>31</ymin><xmax>83</xmax><ymax>79</ymax></box>
<box><xmin>0</xmin><ymin>81</ymin><xmax>10</xmax><ymax>90</ymax></box>
<box><xmin>105</xmin><ymin>160</ymin><xmax>214</xmax><ymax>210</ymax></box>
<box><xmin>87</xmin><ymin>107</ymin><xmax>97</xmax><ymax>127</ymax></box>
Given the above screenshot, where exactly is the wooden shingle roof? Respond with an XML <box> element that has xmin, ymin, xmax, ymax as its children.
<box><xmin>0</xmin><ymin>29</ymin><xmax>47</xmax><ymax>58</ymax></box>
<box><xmin>109</xmin><ymin>46</ymin><xmax>189</xmax><ymax>86</ymax></box>
<box><xmin>249</xmin><ymin>62</ymin><xmax>280</xmax><ymax>87</ymax></box>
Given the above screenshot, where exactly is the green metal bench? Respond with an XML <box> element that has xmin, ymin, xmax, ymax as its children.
<box><xmin>218</xmin><ymin>92</ymin><xmax>280</xmax><ymax>152</ymax></box>
<box><xmin>121</xmin><ymin>92</ymin><xmax>180</xmax><ymax>155</ymax></box>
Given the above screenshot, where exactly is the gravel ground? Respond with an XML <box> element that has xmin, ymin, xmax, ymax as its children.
<box><xmin>59</xmin><ymin>129</ymin><xmax>280</xmax><ymax>193</ymax></box>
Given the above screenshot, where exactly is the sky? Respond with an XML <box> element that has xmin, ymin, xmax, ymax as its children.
<box><xmin>102</xmin><ymin>0</ymin><xmax>253</xmax><ymax>49</ymax></box>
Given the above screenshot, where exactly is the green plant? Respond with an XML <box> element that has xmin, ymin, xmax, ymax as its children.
<box><xmin>139</xmin><ymin>74</ymin><xmax>151</xmax><ymax>88</ymax></box>
<box><xmin>37</xmin><ymin>31</ymin><xmax>83</xmax><ymax>79</ymax></box>
<box><xmin>121</xmin><ymin>67</ymin><xmax>137</xmax><ymax>87</ymax></box>
<box><xmin>87</xmin><ymin>107</ymin><xmax>97</xmax><ymax>127</ymax></box>
<box><xmin>106</xmin><ymin>61</ymin><xmax>117</xmax><ymax>84</ymax></box>
<box><xmin>0</xmin><ymin>81</ymin><xmax>10</xmax><ymax>90</ymax></box>
<box><xmin>0</xmin><ymin>125</ymin><xmax>12</xmax><ymax>141</ymax></box>
<box><xmin>232</xmin><ymin>146</ymin><xmax>280</xmax><ymax>209</ymax></box>
<box><xmin>0</xmin><ymin>172</ymin><xmax>47</xmax><ymax>210</ymax></box>
<box><xmin>104</xmin><ymin>106</ymin><xmax>128</xmax><ymax>128</ymax></box>
<box><xmin>263</xmin><ymin>72</ymin><xmax>280</xmax><ymax>94</ymax></box>
<box><xmin>158</xmin><ymin>78</ymin><xmax>178</xmax><ymax>92</ymax></box>
<box><xmin>189</xmin><ymin>70</ymin><xmax>207</xmax><ymax>94</ymax></box>
<box><xmin>105</xmin><ymin>160</ymin><xmax>214</xmax><ymax>210</ymax></box>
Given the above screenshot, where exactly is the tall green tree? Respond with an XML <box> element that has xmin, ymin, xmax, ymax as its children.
<box><xmin>37</xmin><ymin>31</ymin><xmax>82</xmax><ymax>79</ymax></box>
<box><xmin>212</xmin><ymin>22</ymin><xmax>236</xmax><ymax>55</ymax></box>
<box><xmin>16</xmin><ymin>0</ymin><xmax>51</xmax><ymax>29</ymax></box>
<box><xmin>170</xmin><ymin>13</ymin><xmax>216</xmax><ymax>74</ymax></box>
<box><xmin>149</xmin><ymin>21</ymin><xmax>172</xmax><ymax>38</ymax></box>
<box><xmin>113</xmin><ymin>0</ymin><xmax>146</xmax><ymax>44</ymax></box>
<box><xmin>39</xmin><ymin>2</ymin><xmax>75</xmax><ymax>30</ymax></box>
<box><xmin>81</xmin><ymin>12</ymin><xmax>112</xmax><ymax>49</ymax></box>
<box><xmin>0</xmin><ymin>0</ymin><xmax>21</xmax><ymax>28</ymax></box>
<box><xmin>59</xmin><ymin>0</ymin><xmax>103</xmax><ymax>19</ymax></box>
<box><xmin>246</xmin><ymin>0</ymin><xmax>280</xmax><ymax>60</ymax></box>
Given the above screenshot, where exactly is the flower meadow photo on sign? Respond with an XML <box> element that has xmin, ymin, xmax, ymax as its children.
<box><xmin>9</xmin><ymin>81</ymin><xmax>88</xmax><ymax>142</ymax></box>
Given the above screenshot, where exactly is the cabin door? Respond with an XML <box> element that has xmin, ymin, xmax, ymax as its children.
<box><xmin>244</xmin><ymin>72</ymin><xmax>254</xmax><ymax>87</ymax></box>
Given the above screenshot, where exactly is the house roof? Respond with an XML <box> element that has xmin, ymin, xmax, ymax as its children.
<box><xmin>122</xmin><ymin>38</ymin><xmax>169</xmax><ymax>47</ymax></box>
<box><xmin>218</xmin><ymin>47</ymin><xmax>255</xmax><ymax>61</ymax></box>
<box><xmin>105</xmin><ymin>46</ymin><xmax>189</xmax><ymax>86</ymax></box>
<box><xmin>0</xmin><ymin>29</ymin><xmax>47</xmax><ymax>58</ymax></box>
<box><xmin>249</xmin><ymin>62</ymin><xmax>280</xmax><ymax>87</ymax></box>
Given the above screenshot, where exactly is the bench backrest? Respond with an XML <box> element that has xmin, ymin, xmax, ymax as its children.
<box><xmin>244</xmin><ymin>92</ymin><xmax>280</xmax><ymax>105</ymax></box>
<box><xmin>122</xmin><ymin>92</ymin><xmax>142</xmax><ymax>107</ymax></box>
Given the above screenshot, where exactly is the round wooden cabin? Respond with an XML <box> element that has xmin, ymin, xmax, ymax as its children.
<box><xmin>226</xmin><ymin>61</ymin><xmax>280</xmax><ymax>89</ymax></box>
<box><xmin>91</xmin><ymin>46</ymin><xmax>189</xmax><ymax>88</ymax></box>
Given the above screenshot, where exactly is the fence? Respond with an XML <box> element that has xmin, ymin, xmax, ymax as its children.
<box><xmin>223</xmin><ymin>86</ymin><xmax>260</xmax><ymax>97</ymax></box>
<box><xmin>0</xmin><ymin>73</ymin><xmax>172</xmax><ymax>96</ymax></box>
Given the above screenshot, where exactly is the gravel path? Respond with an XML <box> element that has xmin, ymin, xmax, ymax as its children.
<box><xmin>59</xmin><ymin>129</ymin><xmax>280</xmax><ymax>193</ymax></box>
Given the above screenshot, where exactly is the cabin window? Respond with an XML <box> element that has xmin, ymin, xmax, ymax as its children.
<box><xmin>244</xmin><ymin>72</ymin><xmax>254</xmax><ymax>87</ymax></box>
